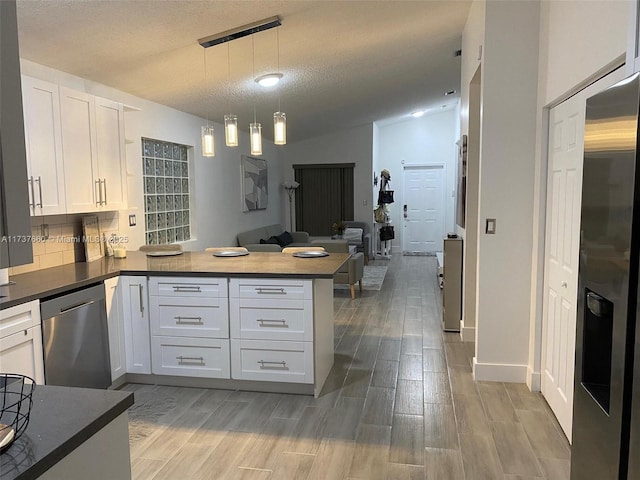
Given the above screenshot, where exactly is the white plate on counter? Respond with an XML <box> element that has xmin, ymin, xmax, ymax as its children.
<box><xmin>213</xmin><ymin>251</ymin><xmax>250</xmax><ymax>257</ymax></box>
<box><xmin>145</xmin><ymin>250</ymin><xmax>184</xmax><ymax>257</ymax></box>
<box><xmin>292</xmin><ymin>251</ymin><xmax>330</xmax><ymax>258</ymax></box>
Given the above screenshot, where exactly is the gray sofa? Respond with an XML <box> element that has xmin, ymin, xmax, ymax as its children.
<box><xmin>236</xmin><ymin>224</ymin><xmax>311</xmax><ymax>252</ymax></box>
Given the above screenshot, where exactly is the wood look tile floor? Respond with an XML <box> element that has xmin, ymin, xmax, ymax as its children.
<box><xmin>124</xmin><ymin>255</ymin><xmax>571</xmax><ymax>480</ymax></box>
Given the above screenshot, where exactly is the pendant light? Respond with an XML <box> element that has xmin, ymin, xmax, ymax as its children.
<box><xmin>250</xmin><ymin>122</ymin><xmax>262</xmax><ymax>155</ymax></box>
<box><xmin>273</xmin><ymin>28</ymin><xmax>287</xmax><ymax>145</ymax></box>
<box><xmin>201</xmin><ymin>48</ymin><xmax>215</xmax><ymax>157</ymax></box>
<box><xmin>274</xmin><ymin>112</ymin><xmax>286</xmax><ymax>146</ymax></box>
<box><xmin>224</xmin><ymin>43</ymin><xmax>238</xmax><ymax>147</ymax></box>
<box><xmin>250</xmin><ymin>34</ymin><xmax>262</xmax><ymax>156</ymax></box>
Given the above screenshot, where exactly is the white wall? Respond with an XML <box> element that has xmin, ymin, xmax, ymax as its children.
<box><xmin>458</xmin><ymin>0</ymin><xmax>485</xmax><ymax>340</ymax></box>
<box><xmin>459</xmin><ymin>0</ymin><xmax>540</xmax><ymax>383</ymax></box>
<box><xmin>527</xmin><ymin>1</ymin><xmax>627</xmax><ymax>390</ymax></box>
<box><xmin>459</xmin><ymin>0</ymin><xmax>628</xmax><ymax>387</ymax></box>
<box><xmin>20</xmin><ymin>60</ymin><xmax>283</xmax><ymax>253</ymax></box>
<box><xmin>279</xmin><ymin>124</ymin><xmax>374</xmax><ymax>229</ymax></box>
<box><xmin>539</xmin><ymin>0</ymin><xmax>627</xmax><ymax>106</ymax></box>
<box><xmin>372</xmin><ymin>122</ymin><xmax>380</xmax><ymax>208</ymax></box>
<box><xmin>459</xmin><ymin>0</ymin><xmax>485</xmax><ymax>139</ymax></box>
<box><xmin>376</xmin><ymin>108</ymin><xmax>458</xmax><ymax>250</ymax></box>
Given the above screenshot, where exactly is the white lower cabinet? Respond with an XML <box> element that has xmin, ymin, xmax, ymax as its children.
<box><xmin>121</xmin><ymin>276</ymin><xmax>151</xmax><ymax>374</ymax></box>
<box><xmin>230</xmin><ymin>339</ymin><xmax>313</xmax><ymax>383</ymax></box>
<box><xmin>149</xmin><ymin>276</ymin><xmax>230</xmax><ymax>379</ymax></box>
<box><xmin>120</xmin><ymin>275</ymin><xmax>330</xmax><ymax>393</ymax></box>
<box><xmin>229</xmin><ymin>298</ymin><xmax>312</xmax><ymax>342</ymax></box>
<box><xmin>0</xmin><ymin>300</ymin><xmax>44</xmax><ymax>384</ymax></box>
<box><xmin>150</xmin><ymin>296</ymin><xmax>229</xmax><ymax>338</ymax></box>
<box><xmin>229</xmin><ymin>278</ymin><xmax>314</xmax><ymax>384</ymax></box>
<box><xmin>104</xmin><ymin>276</ymin><xmax>126</xmax><ymax>383</ymax></box>
<box><xmin>151</xmin><ymin>336</ymin><xmax>230</xmax><ymax>378</ymax></box>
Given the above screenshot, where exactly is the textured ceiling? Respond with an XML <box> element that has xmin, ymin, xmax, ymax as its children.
<box><xmin>16</xmin><ymin>1</ymin><xmax>470</xmax><ymax>143</ymax></box>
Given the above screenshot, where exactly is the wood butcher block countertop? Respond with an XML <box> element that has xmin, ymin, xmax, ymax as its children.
<box><xmin>0</xmin><ymin>251</ymin><xmax>350</xmax><ymax>310</ymax></box>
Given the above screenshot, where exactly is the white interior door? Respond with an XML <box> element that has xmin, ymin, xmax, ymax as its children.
<box><xmin>402</xmin><ymin>165</ymin><xmax>445</xmax><ymax>253</ymax></box>
<box><xmin>541</xmin><ymin>69</ymin><xmax>624</xmax><ymax>441</ymax></box>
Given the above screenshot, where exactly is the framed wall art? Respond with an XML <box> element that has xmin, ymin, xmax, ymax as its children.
<box><xmin>241</xmin><ymin>155</ymin><xmax>268</xmax><ymax>211</ymax></box>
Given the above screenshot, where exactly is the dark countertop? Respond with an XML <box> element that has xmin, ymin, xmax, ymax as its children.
<box><xmin>0</xmin><ymin>385</ymin><xmax>134</xmax><ymax>480</ymax></box>
<box><xmin>0</xmin><ymin>251</ymin><xmax>350</xmax><ymax>310</ymax></box>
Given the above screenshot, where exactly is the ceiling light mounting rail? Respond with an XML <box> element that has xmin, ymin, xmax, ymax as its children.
<box><xmin>198</xmin><ymin>16</ymin><xmax>281</xmax><ymax>48</ymax></box>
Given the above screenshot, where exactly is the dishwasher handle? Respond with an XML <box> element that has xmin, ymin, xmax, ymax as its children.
<box><xmin>60</xmin><ymin>300</ymin><xmax>95</xmax><ymax>314</ymax></box>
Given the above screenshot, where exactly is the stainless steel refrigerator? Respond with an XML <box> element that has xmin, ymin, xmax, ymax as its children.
<box><xmin>572</xmin><ymin>72</ymin><xmax>640</xmax><ymax>479</ymax></box>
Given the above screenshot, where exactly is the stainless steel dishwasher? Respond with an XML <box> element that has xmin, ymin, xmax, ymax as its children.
<box><xmin>40</xmin><ymin>283</ymin><xmax>111</xmax><ymax>389</ymax></box>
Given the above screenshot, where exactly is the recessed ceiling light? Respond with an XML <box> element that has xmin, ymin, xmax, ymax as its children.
<box><xmin>255</xmin><ymin>73</ymin><xmax>283</xmax><ymax>87</ymax></box>
<box><xmin>411</xmin><ymin>110</ymin><xmax>425</xmax><ymax>118</ymax></box>
<box><xmin>444</xmin><ymin>90</ymin><xmax>456</xmax><ymax>96</ymax></box>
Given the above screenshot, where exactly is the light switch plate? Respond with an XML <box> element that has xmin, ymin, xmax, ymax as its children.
<box><xmin>129</xmin><ymin>214</ymin><xmax>136</xmax><ymax>227</ymax></box>
<box><xmin>485</xmin><ymin>218</ymin><xmax>496</xmax><ymax>234</ymax></box>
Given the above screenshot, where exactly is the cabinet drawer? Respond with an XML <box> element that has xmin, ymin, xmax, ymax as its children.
<box><xmin>150</xmin><ymin>297</ymin><xmax>229</xmax><ymax>338</ymax></box>
<box><xmin>230</xmin><ymin>339</ymin><xmax>313</xmax><ymax>384</ymax></box>
<box><xmin>230</xmin><ymin>298</ymin><xmax>312</xmax><ymax>341</ymax></box>
<box><xmin>229</xmin><ymin>278</ymin><xmax>311</xmax><ymax>300</ymax></box>
<box><xmin>0</xmin><ymin>300</ymin><xmax>40</xmax><ymax>339</ymax></box>
<box><xmin>149</xmin><ymin>277</ymin><xmax>228</xmax><ymax>298</ymax></box>
<box><xmin>151</xmin><ymin>336</ymin><xmax>230</xmax><ymax>378</ymax></box>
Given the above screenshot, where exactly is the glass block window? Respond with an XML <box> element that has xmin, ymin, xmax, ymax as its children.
<box><xmin>142</xmin><ymin>138</ymin><xmax>191</xmax><ymax>245</ymax></box>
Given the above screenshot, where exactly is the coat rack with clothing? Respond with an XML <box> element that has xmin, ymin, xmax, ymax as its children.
<box><xmin>374</xmin><ymin>169</ymin><xmax>394</xmax><ymax>259</ymax></box>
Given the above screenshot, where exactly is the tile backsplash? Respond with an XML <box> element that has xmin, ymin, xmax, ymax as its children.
<box><xmin>8</xmin><ymin>212</ymin><xmax>124</xmax><ymax>275</ymax></box>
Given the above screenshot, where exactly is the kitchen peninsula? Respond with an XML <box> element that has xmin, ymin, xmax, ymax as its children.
<box><xmin>0</xmin><ymin>251</ymin><xmax>349</xmax><ymax>397</ymax></box>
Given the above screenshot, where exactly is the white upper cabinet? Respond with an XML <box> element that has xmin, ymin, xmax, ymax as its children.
<box><xmin>60</xmin><ymin>87</ymin><xmax>99</xmax><ymax>213</ymax></box>
<box><xmin>22</xmin><ymin>76</ymin><xmax>128</xmax><ymax>215</ymax></box>
<box><xmin>21</xmin><ymin>76</ymin><xmax>66</xmax><ymax>215</ymax></box>
<box><xmin>94</xmin><ymin>97</ymin><xmax>127</xmax><ymax>210</ymax></box>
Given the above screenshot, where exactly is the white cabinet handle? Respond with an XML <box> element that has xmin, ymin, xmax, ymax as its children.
<box><xmin>255</xmin><ymin>287</ymin><xmax>285</xmax><ymax>295</ymax></box>
<box><xmin>175</xmin><ymin>316</ymin><xmax>203</xmax><ymax>325</ymax></box>
<box><xmin>258</xmin><ymin>360</ymin><xmax>287</xmax><ymax>369</ymax></box>
<box><xmin>256</xmin><ymin>319</ymin><xmax>288</xmax><ymax>327</ymax></box>
<box><xmin>177</xmin><ymin>356</ymin><xmax>205</xmax><ymax>365</ymax></box>
<box><xmin>102</xmin><ymin>179</ymin><xmax>107</xmax><ymax>205</ymax></box>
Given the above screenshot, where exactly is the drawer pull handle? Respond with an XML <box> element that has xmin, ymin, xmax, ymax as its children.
<box><xmin>257</xmin><ymin>319</ymin><xmax>288</xmax><ymax>327</ymax></box>
<box><xmin>255</xmin><ymin>287</ymin><xmax>286</xmax><ymax>295</ymax></box>
<box><xmin>258</xmin><ymin>360</ymin><xmax>287</xmax><ymax>369</ymax></box>
<box><xmin>176</xmin><ymin>355</ymin><xmax>205</xmax><ymax>365</ymax></box>
<box><xmin>175</xmin><ymin>316</ymin><xmax>204</xmax><ymax>325</ymax></box>
<box><xmin>173</xmin><ymin>286</ymin><xmax>201</xmax><ymax>293</ymax></box>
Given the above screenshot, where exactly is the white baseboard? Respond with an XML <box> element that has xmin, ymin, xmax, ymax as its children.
<box><xmin>459</xmin><ymin>321</ymin><xmax>475</xmax><ymax>342</ymax></box>
<box><xmin>472</xmin><ymin>357</ymin><xmax>528</xmax><ymax>383</ymax></box>
<box><xmin>526</xmin><ymin>366</ymin><xmax>541</xmax><ymax>392</ymax></box>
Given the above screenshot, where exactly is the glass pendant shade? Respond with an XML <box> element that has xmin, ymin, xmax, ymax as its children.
<box><xmin>274</xmin><ymin>112</ymin><xmax>286</xmax><ymax>145</ymax></box>
<box><xmin>250</xmin><ymin>122</ymin><xmax>262</xmax><ymax>155</ymax></box>
<box><xmin>224</xmin><ymin>114</ymin><xmax>238</xmax><ymax>147</ymax></box>
<box><xmin>201</xmin><ymin>125</ymin><xmax>215</xmax><ymax>157</ymax></box>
